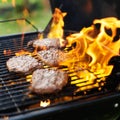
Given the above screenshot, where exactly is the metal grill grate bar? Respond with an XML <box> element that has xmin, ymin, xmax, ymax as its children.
<box><xmin>0</xmin><ymin>77</ymin><xmax>21</xmax><ymax>113</ymax></box>
<box><xmin>0</xmin><ymin>33</ymin><xmax>39</xmax><ymax>116</ymax></box>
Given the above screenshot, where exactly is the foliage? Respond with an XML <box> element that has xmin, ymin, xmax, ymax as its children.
<box><xmin>0</xmin><ymin>0</ymin><xmax>52</xmax><ymax>35</ymax></box>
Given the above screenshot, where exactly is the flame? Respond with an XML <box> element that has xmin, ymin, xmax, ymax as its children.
<box><xmin>47</xmin><ymin>8</ymin><xmax>67</xmax><ymax>47</ymax></box>
<box><xmin>34</xmin><ymin>8</ymin><xmax>66</xmax><ymax>48</ymax></box>
<box><xmin>58</xmin><ymin>17</ymin><xmax>120</xmax><ymax>90</ymax></box>
<box><xmin>3</xmin><ymin>49</ymin><xmax>12</xmax><ymax>56</ymax></box>
<box><xmin>15</xmin><ymin>50</ymin><xmax>32</xmax><ymax>56</ymax></box>
<box><xmin>12</xmin><ymin>8</ymin><xmax>120</xmax><ymax>92</ymax></box>
<box><xmin>26</xmin><ymin>75</ymin><xmax>32</xmax><ymax>82</ymax></box>
<box><xmin>40</xmin><ymin>99</ymin><xmax>50</xmax><ymax>107</ymax></box>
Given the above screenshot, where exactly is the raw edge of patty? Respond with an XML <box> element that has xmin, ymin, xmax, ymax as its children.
<box><xmin>30</xmin><ymin>68</ymin><xmax>68</xmax><ymax>94</ymax></box>
<box><xmin>6</xmin><ymin>55</ymin><xmax>43</xmax><ymax>74</ymax></box>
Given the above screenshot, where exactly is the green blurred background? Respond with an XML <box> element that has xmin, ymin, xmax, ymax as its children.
<box><xmin>0</xmin><ymin>0</ymin><xmax>52</xmax><ymax>36</ymax></box>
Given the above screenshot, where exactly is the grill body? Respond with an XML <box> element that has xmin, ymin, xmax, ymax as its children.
<box><xmin>1</xmin><ymin>0</ymin><xmax>120</xmax><ymax>119</ymax></box>
<box><xmin>0</xmin><ymin>32</ymin><xmax>120</xmax><ymax>120</ymax></box>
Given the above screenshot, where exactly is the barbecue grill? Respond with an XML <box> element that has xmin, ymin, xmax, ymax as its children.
<box><xmin>1</xmin><ymin>0</ymin><xmax>120</xmax><ymax>120</ymax></box>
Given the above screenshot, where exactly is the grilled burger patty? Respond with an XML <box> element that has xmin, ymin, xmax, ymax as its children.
<box><xmin>31</xmin><ymin>68</ymin><xmax>68</xmax><ymax>94</ymax></box>
<box><xmin>27</xmin><ymin>38</ymin><xmax>67</xmax><ymax>50</ymax></box>
<box><xmin>6</xmin><ymin>55</ymin><xmax>43</xmax><ymax>74</ymax></box>
<box><xmin>33</xmin><ymin>38</ymin><xmax>60</xmax><ymax>49</ymax></box>
<box><xmin>37</xmin><ymin>48</ymin><xmax>66</xmax><ymax>67</ymax></box>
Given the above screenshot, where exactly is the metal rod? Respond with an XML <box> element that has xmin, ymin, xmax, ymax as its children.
<box><xmin>0</xmin><ymin>18</ymin><xmax>39</xmax><ymax>32</ymax></box>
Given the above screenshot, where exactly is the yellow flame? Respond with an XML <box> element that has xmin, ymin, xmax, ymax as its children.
<box><xmin>40</xmin><ymin>99</ymin><xmax>50</xmax><ymax>107</ymax></box>
<box><xmin>48</xmin><ymin>8</ymin><xmax>67</xmax><ymax>38</ymax></box>
<box><xmin>47</xmin><ymin>8</ymin><xmax>67</xmax><ymax>47</ymax></box>
<box><xmin>3</xmin><ymin>49</ymin><xmax>12</xmax><ymax>56</ymax></box>
<box><xmin>26</xmin><ymin>75</ymin><xmax>32</xmax><ymax>82</ymax></box>
<box><xmin>15</xmin><ymin>50</ymin><xmax>32</xmax><ymax>56</ymax></box>
<box><xmin>12</xmin><ymin>8</ymin><xmax>120</xmax><ymax>92</ymax></box>
<box><xmin>59</xmin><ymin>17</ymin><xmax>120</xmax><ymax>90</ymax></box>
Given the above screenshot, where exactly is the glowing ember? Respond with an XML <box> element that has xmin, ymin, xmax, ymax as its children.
<box><xmin>3</xmin><ymin>49</ymin><xmax>12</xmax><ymax>56</ymax></box>
<box><xmin>40</xmin><ymin>99</ymin><xmax>50</xmax><ymax>107</ymax></box>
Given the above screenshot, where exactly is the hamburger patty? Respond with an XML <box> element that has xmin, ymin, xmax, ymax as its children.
<box><xmin>31</xmin><ymin>68</ymin><xmax>68</xmax><ymax>94</ymax></box>
<box><xmin>37</xmin><ymin>48</ymin><xmax>66</xmax><ymax>67</ymax></box>
<box><xmin>6</xmin><ymin>55</ymin><xmax>43</xmax><ymax>74</ymax></box>
<box><xmin>27</xmin><ymin>38</ymin><xmax>67</xmax><ymax>50</ymax></box>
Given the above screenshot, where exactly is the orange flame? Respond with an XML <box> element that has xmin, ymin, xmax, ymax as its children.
<box><xmin>3</xmin><ymin>49</ymin><xmax>12</xmax><ymax>56</ymax></box>
<box><xmin>47</xmin><ymin>8</ymin><xmax>67</xmax><ymax>47</ymax></box>
<box><xmin>59</xmin><ymin>17</ymin><xmax>120</xmax><ymax>90</ymax></box>
<box><xmin>12</xmin><ymin>8</ymin><xmax>120</xmax><ymax>91</ymax></box>
<box><xmin>15</xmin><ymin>50</ymin><xmax>32</xmax><ymax>56</ymax></box>
<box><xmin>48</xmin><ymin>8</ymin><xmax>67</xmax><ymax>38</ymax></box>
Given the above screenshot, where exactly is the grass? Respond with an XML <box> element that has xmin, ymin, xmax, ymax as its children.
<box><xmin>0</xmin><ymin>0</ymin><xmax>52</xmax><ymax>36</ymax></box>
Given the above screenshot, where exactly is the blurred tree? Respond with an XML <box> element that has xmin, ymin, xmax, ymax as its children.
<box><xmin>41</xmin><ymin>0</ymin><xmax>51</xmax><ymax>11</ymax></box>
<box><xmin>16</xmin><ymin>0</ymin><xmax>39</xmax><ymax>13</ymax></box>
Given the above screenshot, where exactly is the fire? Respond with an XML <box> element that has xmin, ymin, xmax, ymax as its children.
<box><xmin>3</xmin><ymin>49</ymin><xmax>12</xmax><ymax>56</ymax></box>
<box><xmin>7</xmin><ymin>7</ymin><xmax>120</xmax><ymax>92</ymax></box>
<box><xmin>26</xmin><ymin>75</ymin><xmax>32</xmax><ymax>82</ymax></box>
<box><xmin>48</xmin><ymin>8</ymin><xmax>67</xmax><ymax>38</ymax></box>
<box><xmin>47</xmin><ymin>8</ymin><xmax>67</xmax><ymax>47</ymax></box>
<box><xmin>40</xmin><ymin>99</ymin><xmax>50</xmax><ymax>107</ymax></box>
<box><xmin>59</xmin><ymin>17</ymin><xmax>120</xmax><ymax>91</ymax></box>
<box><xmin>15</xmin><ymin>50</ymin><xmax>32</xmax><ymax>56</ymax></box>
<box><xmin>35</xmin><ymin>8</ymin><xmax>67</xmax><ymax>47</ymax></box>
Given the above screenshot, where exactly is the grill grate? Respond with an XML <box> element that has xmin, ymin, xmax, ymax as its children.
<box><xmin>0</xmin><ymin>32</ymin><xmax>118</xmax><ymax>119</ymax></box>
